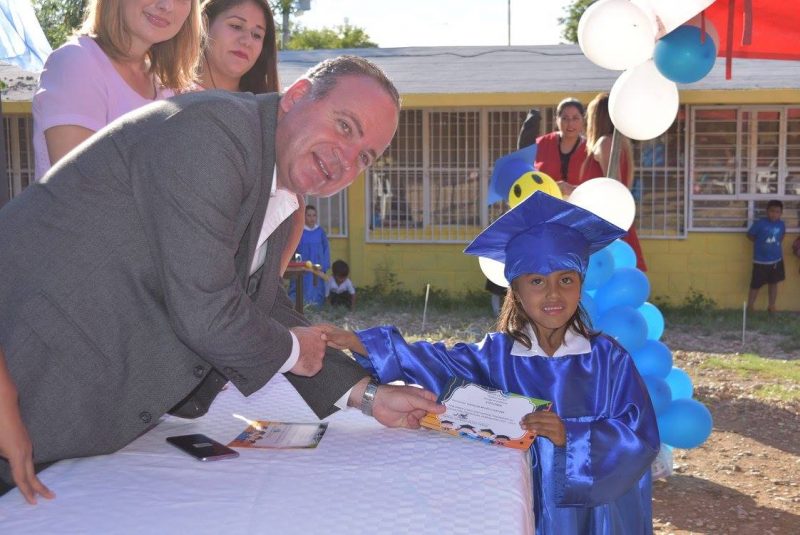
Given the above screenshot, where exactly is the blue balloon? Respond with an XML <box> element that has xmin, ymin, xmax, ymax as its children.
<box><xmin>631</xmin><ymin>340</ymin><xmax>673</xmax><ymax>378</ymax></box>
<box><xmin>643</xmin><ymin>375</ymin><xmax>672</xmax><ymax>415</ymax></box>
<box><xmin>638</xmin><ymin>302</ymin><xmax>665</xmax><ymax>340</ymax></box>
<box><xmin>657</xmin><ymin>398</ymin><xmax>713</xmax><ymax>449</ymax></box>
<box><xmin>580</xmin><ymin>291</ymin><xmax>601</xmax><ymax>327</ymax></box>
<box><xmin>594</xmin><ymin>267</ymin><xmax>651</xmax><ymax>311</ymax></box>
<box><xmin>654</xmin><ymin>25</ymin><xmax>717</xmax><ymax>84</ymax></box>
<box><xmin>665</xmin><ymin>367</ymin><xmax>694</xmax><ymax>399</ymax></box>
<box><xmin>605</xmin><ymin>240</ymin><xmax>636</xmax><ymax>269</ymax></box>
<box><xmin>597</xmin><ymin>306</ymin><xmax>648</xmax><ymax>352</ymax></box>
<box><xmin>584</xmin><ymin>248</ymin><xmax>615</xmax><ymax>291</ymax></box>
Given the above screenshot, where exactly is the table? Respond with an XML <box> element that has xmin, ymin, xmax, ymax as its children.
<box><xmin>282</xmin><ymin>266</ymin><xmax>325</xmax><ymax>313</ymax></box>
<box><xmin>0</xmin><ymin>375</ymin><xmax>533</xmax><ymax>534</ymax></box>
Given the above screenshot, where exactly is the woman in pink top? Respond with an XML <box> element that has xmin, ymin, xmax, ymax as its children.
<box><xmin>33</xmin><ymin>0</ymin><xmax>202</xmax><ymax>181</ymax></box>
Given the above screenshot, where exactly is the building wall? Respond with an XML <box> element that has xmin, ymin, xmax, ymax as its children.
<box><xmin>8</xmin><ymin>98</ymin><xmax>800</xmax><ymax>311</ymax></box>
<box><xmin>331</xmin><ymin>173</ymin><xmax>800</xmax><ymax>310</ymax></box>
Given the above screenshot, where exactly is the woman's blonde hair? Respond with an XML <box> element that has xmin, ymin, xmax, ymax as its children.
<box><xmin>81</xmin><ymin>0</ymin><xmax>202</xmax><ymax>90</ymax></box>
<box><xmin>582</xmin><ymin>92</ymin><xmax>634</xmax><ymax>183</ymax></box>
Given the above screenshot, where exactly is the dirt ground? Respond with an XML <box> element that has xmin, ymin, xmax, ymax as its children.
<box><xmin>653</xmin><ymin>328</ymin><xmax>800</xmax><ymax>535</ymax></box>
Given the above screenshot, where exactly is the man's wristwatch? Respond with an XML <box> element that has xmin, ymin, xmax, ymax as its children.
<box><xmin>360</xmin><ymin>377</ymin><xmax>380</xmax><ymax>417</ymax></box>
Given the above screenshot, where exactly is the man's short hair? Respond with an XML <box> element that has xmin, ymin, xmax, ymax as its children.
<box><xmin>766</xmin><ymin>200</ymin><xmax>784</xmax><ymax>211</ymax></box>
<box><xmin>303</xmin><ymin>55</ymin><xmax>400</xmax><ymax>109</ymax></box>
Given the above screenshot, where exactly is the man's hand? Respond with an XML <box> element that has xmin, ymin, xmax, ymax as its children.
<box><xmin>0</xmin><ymin>392</ymin><xmax>54</xmax><ymax>505</ymax></box>
<box><xmin>349</xmin><ymin>378</ymin><xmax>445</xmax><ymax>429</ymax></box>
<box><xmin>317</xmin><ymin>324</ymin><xmax>366</xmax><ymax>354</ymax></box>
<box><xmin>289</xmin><ymin>326</ymin><xmax>328</xmax><ymax>376</ymax></box>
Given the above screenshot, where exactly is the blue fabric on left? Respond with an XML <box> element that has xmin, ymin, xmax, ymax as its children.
<box><xmin>354</xmin><ymin>326</ymin><xmax>660</xmax><ymax>535</ymax></box>
<box><xmin>0</xmin><ymin>0</ymin><xmax>52</xmax><ymax>72</ymax></box>
<box><xmin>288</xmin><ymin>226</ymin><xmax>330</xmax><ymax>306</ymax></box>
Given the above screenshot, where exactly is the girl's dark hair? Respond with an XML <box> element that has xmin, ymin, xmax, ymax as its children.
<box><xmin>201</xmin><ymin>0</ymin><xmax>279</xmax><ymax>93</ymax></box>
<box><xmin>496</xmin><ymin>283</ymin><xmax>593</xmax><ymax>349</ymax></box>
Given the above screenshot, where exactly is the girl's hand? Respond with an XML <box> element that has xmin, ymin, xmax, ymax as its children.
<box><xmin>317</xmin><ymin>324</ymin><xmax>367</xmax><ymax>355</ymax></box>
<box><xmin>520</xmin><ymin>410</ymin><xmax>566</xmax><ymax>447</ymax></box>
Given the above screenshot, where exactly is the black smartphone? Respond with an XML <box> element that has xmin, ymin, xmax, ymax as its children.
<box><xmin>166</xmin><ymin>433</ymin><xmax>240</xmax><ymax>461</ymax></box>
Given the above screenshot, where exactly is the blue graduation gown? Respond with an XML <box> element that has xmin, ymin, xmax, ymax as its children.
<box><xmin>288</xmin><ymin>226</ymin><xmax>329</xmax><ymax>306</ymax></box>
<box><xmin>354</xmin><ymin>326</ymin><xmax>660</xmax><ymax>535</ymax></box>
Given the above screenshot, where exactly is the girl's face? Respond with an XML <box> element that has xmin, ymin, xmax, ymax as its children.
<box><xmin>513</xmin><ymin>269</ymin><xmax>582</xmax><ymax>333</ymax></box>
<box><xmin>555</xmin><ymin>104</ymin><xmax>584</xmax><ymax>141</ymax></box>
<box><xmin>205</xmin><ymin>1</ymin><xmax>267</xmax><ymax>85</ymax></box>
<box><xmin>124</xmin><ymin>0</ymin><xmax>193</xmax><ymax>52</ymax></box>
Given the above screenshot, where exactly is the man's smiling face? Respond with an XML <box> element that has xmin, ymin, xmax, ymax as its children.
<box><xmin>275</xmin><ymin>74</ymin><xmax>399</xmax><ymax>198</ymax></box>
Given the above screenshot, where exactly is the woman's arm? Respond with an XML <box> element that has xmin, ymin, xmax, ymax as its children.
<box><xmin>44</xmin><ymin>125</ymin><xmax>95</xmax><ymax>168</ymax></box>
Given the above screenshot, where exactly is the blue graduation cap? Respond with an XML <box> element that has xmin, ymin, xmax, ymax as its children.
<box><xmin>465</xmin><ymin>191</ymin><xmax>625</xmax><ymax>283</ymax></box>
<box><xmin>487</xmin><ymin>144</ymin><xmax>537</xmax><ymax>205</ymax></box>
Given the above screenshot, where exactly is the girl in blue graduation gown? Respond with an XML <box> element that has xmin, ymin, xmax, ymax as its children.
<box><xmin>323</xmin><ymin>192</ymin><xmax>659</xmax><ymax>535</ymax></box>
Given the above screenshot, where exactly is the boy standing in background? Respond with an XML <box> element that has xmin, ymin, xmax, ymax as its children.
<box><xmin>746</xmin><ymin>200</ymin><xmax>786</xmax><ymax>313</ymax></box>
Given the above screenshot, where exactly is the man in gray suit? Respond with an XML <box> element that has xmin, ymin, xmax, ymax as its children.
<box><xmin>0</xmin><ymin>56</ymin><xmax>443</xmax><ymax>495</ymax></box>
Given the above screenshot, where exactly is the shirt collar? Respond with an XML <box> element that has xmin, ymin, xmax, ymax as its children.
<box><xmin>509</xmin><ymin>324</ymin><xmax>591</xmax><ymax>357</ymax></box>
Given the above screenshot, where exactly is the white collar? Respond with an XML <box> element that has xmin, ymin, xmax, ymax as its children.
<box><xmin>509</xmin><ymin>324</ymin><xmax>591</xmax><ymax>358</ymax></box>
<box><xmin>304</xmin><ymin>224</ymin><xmax>319</xmax><ymax>231</ymax></box>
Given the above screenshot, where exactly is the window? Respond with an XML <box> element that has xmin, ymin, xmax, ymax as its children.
<box><xmin>366</xmin><ymin>107</ymin><xmax>546</xmax><ymax>243</ymax></box>
<box><xmin>304</xmin><ymin>192</ymin><xmax>347</xmax><ymax>237</ymax></box>
<box><xmin>690</xmin><ymin>106</ymin><xmax>800</xmax><ymax>231</ymax></box>
<box><xmin>3</xmin><ymin>115</ymin><xmax>34</xmax><ymax>198</ymax></box>
<box><xmin>633</xmin><ymin>108</ymin><xmax>687</xmax><ymax>238</ymax></box>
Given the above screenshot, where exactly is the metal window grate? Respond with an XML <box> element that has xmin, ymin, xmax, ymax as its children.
<box><xmin>690</xmin><ymin>106</ymin><xmax>800</xmax><ymax>231</ymax></box>
<box><xmin>633</xmin><ymin>108</ymin><xmax>687</xmax><ymax>238</ymax></box>
<box><xmin>3</xmin><ymin>115</ymin><xmax>34</xmax><ymax>197</ymax></box>
<box><xmin>304</xmin><ymin>192</ymin><xmax>347</xmax><ymax>237</ymax></box>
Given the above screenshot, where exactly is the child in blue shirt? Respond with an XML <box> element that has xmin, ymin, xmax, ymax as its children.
<box><xmin>746</xmin><ymin>200</ymin><xmax>786</xmax><ymax>313</ymax></box>
<box><xmin>322</xmin><ymin>192</ymin><xmax>659</xmax><ymax>535</ymax></box>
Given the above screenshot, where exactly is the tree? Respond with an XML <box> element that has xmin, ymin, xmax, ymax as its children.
<box><xmin>558</xmin><ymin>0</ymin><xmax>596</xmax><ymax>44</ymax></box>
<box><xmin>33</xmin><ymin>0</ymin><xmax>88</xmax><ymax>49</ymax></box>
<box><xmin>287</xmin><ymin>23</ymin><xmax>377</xmax><ymax>50</ymax></box>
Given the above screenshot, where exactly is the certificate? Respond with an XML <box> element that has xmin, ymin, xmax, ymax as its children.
<box><xmin>421</xmin><ymin>377</ymin><xmax>551</xmax><ymax>450</ymax></box>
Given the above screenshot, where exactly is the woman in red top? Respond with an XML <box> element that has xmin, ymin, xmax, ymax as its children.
<box><xmin>579</xmin><ymin>93</ymin><xmax>647</xmax><ymax>271</ymax></box>
<box><xmin>533</xmin><ymin>97</ymin><xmax>588</xmax><ymax>190</ymax></box>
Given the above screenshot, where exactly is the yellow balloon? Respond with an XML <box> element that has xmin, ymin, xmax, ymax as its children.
<box><xmin>507</xmin><ymin>171</ymin><xmax>562</xmax><ymax>208</ymax></box>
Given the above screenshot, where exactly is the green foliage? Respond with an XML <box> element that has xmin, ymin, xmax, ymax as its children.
<box><xmin>558</xmin><ymin>0</ymin><xmax>596</xmax><ymax>44</ymax></box>
<box><xmin>33</xmin><ymin>0</ymin><xmax>88</xmax><ymax>49</ymax></box>
<box><xmin>286</xmin><ymin>23</ymin><xmax>377</xmax><ymax>50</ymax></box>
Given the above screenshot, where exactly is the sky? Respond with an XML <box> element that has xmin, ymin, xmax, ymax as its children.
<box><xmin>291</xmin><ymin>0</ymin><xmax>574</xmax><ymax>48</ymax></box>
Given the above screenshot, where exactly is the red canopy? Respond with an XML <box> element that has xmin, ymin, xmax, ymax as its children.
<box><xmin>704</xmin><ymin>0</ymin><xmax>800</xmax><ymax>76</ymax></box>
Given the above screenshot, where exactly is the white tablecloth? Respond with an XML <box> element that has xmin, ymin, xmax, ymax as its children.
<box><xmin>0</xmin><ymin>375</ymin><xmax>533</xmax><ymax>534</ymax></box>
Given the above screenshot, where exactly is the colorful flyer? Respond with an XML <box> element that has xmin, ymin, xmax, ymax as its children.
<box><xmin>421</xmin><ymin>377</ymin><xmax>551</xmax><ymax>450</ymax></box>
<box><xmin>228</xmin><ymin>420</ymin><xmax>328</xmax><ymax>449</ymax></box>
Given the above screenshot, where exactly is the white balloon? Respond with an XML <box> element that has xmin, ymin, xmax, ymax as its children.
<box><xmin>633</xmin><ymin>0</ymin><xmax>715</xmax><ymax>37</ymax></box>
<box><xmin>578</xmin><ymin>0</ymin><xmax>656</xmax><ymax>71</ymax></box>
<box><xmin>567</xmin><ymin>178</ymin><xmax>636</xmax><ymax>231</ymax></box>
<box><xmin>479</xmin><ymin>256</ymin><xmax>509</xmax><ymax>288</ymax></box>
<box><xmin>609</xmin><ymin>59</ymin><xmax>679</xmax><ymax>141</ymax></box>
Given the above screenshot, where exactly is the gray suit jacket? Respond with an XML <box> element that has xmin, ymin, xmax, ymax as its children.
<box><xmin>0</xmin><ymin>91</ymin><xmax>368</xmax><ymax>484</ymax></box>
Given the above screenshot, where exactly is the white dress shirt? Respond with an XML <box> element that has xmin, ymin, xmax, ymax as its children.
<box><xmin>510</xmin><ymin>324</ymin><xmax>592</xmax><ymax>358</ymax></box>
<box><xmin>250</xmin><ymin>169</ymin><xmax>300</xmax><ymax>374</ymax></box>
